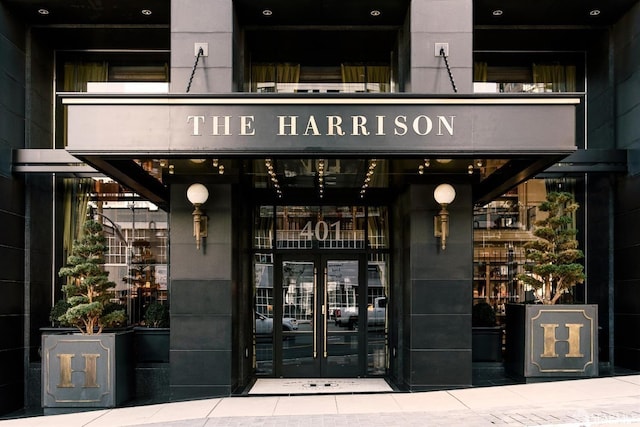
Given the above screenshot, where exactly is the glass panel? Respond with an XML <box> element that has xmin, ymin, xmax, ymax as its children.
<box><xmin>254</xmin><ymin>253</ymin><xmax>274</xmax><ymax>375</ymax></box>
<box><xmin>253</xmin><ymin>158</ymin><xmax>390</xmax><ymax>194</ymax></box>
<box><xmin>280</xmin><ymin>261</ymin><xmax>315</xmax><ymax>370</ymax></box>
<box><xmin>472</xmin><ymin>177</ymin><xmax>583</xmax><ymax>321</ymax></box>
<box><xmin>317</xmin><ymin>207</ymin><xmax>366</xmax><ymax>250</ymax></box>
<box><xmin>367</xmin><ymin>207</ymin><xmax>388</xmax><ymax>249</ymax></box>
<box><xmin>473</xmin><ymin>52</ymin><xmax>583</xmax><ymax>93</ymax></box>
<box><xmin>326</xmin><ymin>260</ymin><xmax>359</xmax><ymax>371</ymax></box>
<box><xmin>95</xmin><ymin>203</ymin><xmax>169</xmax><ymax>325</ymax></box>
<box><xmin>367</xmin><ymin>254</ymin><xmax>389</xmax><ymax>375</ymax></box>
<box><xmin>254</xmin><ymin>206</ymin><xmax>274</xmax><ymax>249</ymax></box>
<box><xmin>251</xmin><ymin>63</ymin><xmax>391</xmax><ymax>93</ymax></box>
<box><xmin>275</xmin><ymin>206</ymin><xmax>366</xmax><ymax>250</ymax></box>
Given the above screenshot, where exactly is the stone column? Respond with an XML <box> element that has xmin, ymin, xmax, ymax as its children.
<box><xmin>409</xmin><ymin>0</ymin><xmax>473</xmax><ymax>94</ymax></box>
<box><xmin>170</xmin><ymin>0</ymin><xmax>233</xmax><ymax>93</ymax></box>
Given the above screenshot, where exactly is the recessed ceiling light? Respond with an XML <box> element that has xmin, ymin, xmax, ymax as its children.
<box><xmin>370</xmin><ymin>10</ymin><xmax>381</xmax><ymax>17</ymax></box>
<box><xmin>141</xmin><ymin>9</ymin><xmax>152</xmax><ymax>16</ymax></box>
<box><xmin>589</xmin><ymin>9</ymin><xmax>601</xmax><ymax>16</ymax></box>
<box><xmin>492</xmin><ymin>9</ymin><xmax>503</xmax><ymax>16</ymax></box>
<box><xmin>38</xmin><ymin>8</ymin><xmax>50</xmax><ymax>15</ymax></box>
<box><xmin>262</xmin><ymin>9</ymin><xmax>273</xmax><ymax>16</ymax></box>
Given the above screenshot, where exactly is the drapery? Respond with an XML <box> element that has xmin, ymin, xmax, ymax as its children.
<box><xmin>533</xmin><ymin>64</ymin><xmax>576</xmax><ymax>92</ymax></box>
<box><xmin>63</xmin><ymin>61</ymin><xmax>109</xmax><ymax>91</ymax></box>
<box><xmin>341</xmin><ymin>64</ymin><xmax>390</xmax><ymax>92</ymax></box>
<box><xmin>251</xmin><ymin>63</ymin><xmax>300</xmax><ymax>92</ymax></box>
<box><xmin>474</xmin><ymin>62</ymin><xmax>488</xmax><ymax>82</ymax></box>
<box><xmin>61</xmin><ymin>62</ymin><xmax>107</xmax><ymax>260</ymax></box>
<box><xmin>62</xmin><ymin>178</ymin><xmax>93</xmax><ymax>262</ymax></box>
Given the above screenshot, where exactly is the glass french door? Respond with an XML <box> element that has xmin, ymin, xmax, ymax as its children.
<box><xmin>275</xmin><ymin>254</ymin><xmax>365</xmax><ymax>377</ymax></box>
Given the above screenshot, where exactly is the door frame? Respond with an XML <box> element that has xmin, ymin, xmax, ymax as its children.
<box><xmin>273</xmin><ymin>251</ymin><xmax>368</xmax><ymax>378</ymax></box>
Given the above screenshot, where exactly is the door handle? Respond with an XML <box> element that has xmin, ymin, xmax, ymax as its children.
<box><xmin>313</xmin><ymin>267</ymin><xmax>317</xmax><ymax>359</ymax></box>
<box><xmin>323</xmin><ymin>267</ymin><xmax>328</xmax><ymax>358</ymax></box>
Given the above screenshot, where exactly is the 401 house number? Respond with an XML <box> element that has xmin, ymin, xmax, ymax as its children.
<box><xmin>298</xmin><ymin>220</ymin><xmax>343</xmax><ymax>241</ymax></box>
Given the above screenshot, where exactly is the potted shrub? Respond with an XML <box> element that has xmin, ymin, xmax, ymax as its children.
<box><xmin>472</xmin><ymin>301</ymin><xmax>503</xmax><ymax>362</ymax></box>
<box><xmin>144</xmin><ymin>302</ymin><xmax>169</xmax><ymax>328</ymax></box>
<box><xmin>506</xmin><ymin>192</ymin><xmax>598</xmax><ymax>378</ymax></box>
<box><xmin>134</xmin><ymin>302</ymin><xmax>170</xmax><ymax>364</ymax></box>
<box><xmin>42</xmin><ymin>219</ymin><xmax>133</xmax><ymax>411</ymax></box>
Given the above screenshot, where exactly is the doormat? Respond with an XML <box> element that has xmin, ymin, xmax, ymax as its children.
<box><xmin>248</xmin><ymin>378</ymin><xmax>393</xmax><ymax>395</ymax></box>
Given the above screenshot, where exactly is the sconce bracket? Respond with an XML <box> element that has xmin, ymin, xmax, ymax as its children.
<box><xmin>434</xmin><ymin>215</ymin><xmax>443</xmax><ymax>237</ymax></box>
<box><xmin>199</xmin><ymin>215</ymin><xmax>208</xmax><ymax>238</ymax></box>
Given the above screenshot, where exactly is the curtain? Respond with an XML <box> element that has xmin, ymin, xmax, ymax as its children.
<box><xmin>63</xmin><ymin>61</ymin><xmax>109</xmax><ymax>91</ymax></box>
<box><xmin>341</xmin><ymin>64</ymin><xmax>365</xmax><ymax>83</ymax></box>
<box><xmin>276</xmin><ymin>63</ymin><xmax>300</xmax><ymax>83</ymax></box>
<box><xmin>251</xmin><ymin>63</ymin><xmax>300</xmax><ymax>92</ymax></box>
<box><xmin>342</xmin><ymin>64</ymin><xmax>390</xmax><ymax>92</ymax></box>
<box><xmin>62</xmin><ymin>178</ymin><xmax>93</xmax><ymax>263</ymax></box>
<box><xmin>61</xmin><ymin>63</ymin><xmax>107</xmax><ymax>262</ymax></box>
<box><xmin>366</xmin><ymin>66</ymin><xmax>391</xmax><ymax>93</ymax></box>
<box><xmin>474</xmin><ymin>62</ymin><xmax>488</xmax><ymax>82</ymax></box>
<box><xmin>533</xmin><ymin>64</ymin><xmax>576</xmax><ymax>92</ymax></box>
<box><xmin>341</xmin><ymin>64</ymin><xmax>365</xmax><ymax>92</ymax></box>
<box><xmin>63</xmin><ymin>62</ymin><xmax>108</xmax><ymax>148</ymax></box>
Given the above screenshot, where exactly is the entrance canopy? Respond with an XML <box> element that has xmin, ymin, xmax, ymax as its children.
<box><xmin>61</xmin><ymin>94</ymin><xmax>579</xmax><ymax>208</ymax></box>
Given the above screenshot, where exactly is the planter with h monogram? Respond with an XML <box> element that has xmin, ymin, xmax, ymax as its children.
<box><xmin>42</xmin><ymin>331</ymin><xmax>133</xmax><ymax>411</ymax></box>
<box><xmin>43</xmin><ymin>219</ymin><xmax>130</xmax><ymax>412</ymax></box>
<box><xmin>506</xmin><ymin>192</ymin><xmax>597</xmax><ymax>379</ymax></box>
<box><xmin>505</xmin><ymin>304</ymin><xmax>598</xmax><ymax>378</ymax></box>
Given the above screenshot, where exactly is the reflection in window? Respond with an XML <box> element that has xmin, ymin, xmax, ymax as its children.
<box><xmin>473</xmin><ymin>177</ymin><xmax>583</xmax><ymax>315</ymax></box>
<box><xmin>367</xmin><ymin>253</ymin><xmax>389</xmax><ymax>375</ymax></box>
<box><xmin>473</xmin><ymin>53</ymin><xmax>582</xmax><ymax>93</ymax></box>
<box><xmin>254</xmin><ymin>253</ymin><xmax>274</xmax><ymax>375</ymax></box>
<box><xmin>251</xmin><ymin>63</ymin><xmax>391</xmax><ymax>93</ymax></box>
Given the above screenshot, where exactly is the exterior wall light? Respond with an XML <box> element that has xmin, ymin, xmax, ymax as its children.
<box><xmin>434</xmin><ymin>183</ymin><xmax>456</xmax><ymax>250</ymax></box>
<box><xmin>186</xmin><ymin>183</ymin><xmax>209</xmax><ymax>250</ymax></box>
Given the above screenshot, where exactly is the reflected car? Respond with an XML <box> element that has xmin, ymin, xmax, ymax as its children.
<box><xmin>255</xmin><ymin>312</ymin><xmax>299</xmax><ymax>336</ymax></box>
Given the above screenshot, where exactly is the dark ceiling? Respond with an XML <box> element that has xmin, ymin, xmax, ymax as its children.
<box><xmin>2</xmin><ymin>0</ymin><xmax>638</xmax><ymax>26</ymax></box>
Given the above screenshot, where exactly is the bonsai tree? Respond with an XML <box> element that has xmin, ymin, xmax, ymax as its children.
<box><xmin>518</xmin><ymin>192</ymin><xmax>585</xmax><ymax>305</ymax></box>
<box><xmin>58</xmin><ymin>219</ymin><xmax>127</xmax><ymax>334</ymax></box>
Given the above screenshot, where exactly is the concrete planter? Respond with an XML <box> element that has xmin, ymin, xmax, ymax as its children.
<box><xmin>42</xmin><ymin>330</ymin><xmax>134</xmax><ymax>412</ymax></box>
<box><xmin>133</xmin><ymin>327</ymin><xmax>170</xmax><ymax>363</ymax></box>
<box><xmin>472</xmin><ymin>326</ymin><xmax>503</xmax><ymax>362</ymax></box>
<box><xmin>505</xmin><ymin>304</ymin><xmax>598</xmax><ymax>379</ymax></box>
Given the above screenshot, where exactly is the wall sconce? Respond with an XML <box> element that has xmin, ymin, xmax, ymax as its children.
<box><xmin>186</xmin><ymin>183</ymin><xmax>209</xmax><ymax>250</ymax></box>
<box><xmin>434</xmin><ymin>183</ymin><xmax>456</xmax><ymax>250</ymax></box>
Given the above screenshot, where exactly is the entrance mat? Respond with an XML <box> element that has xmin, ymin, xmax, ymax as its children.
<box><xmin>248</xmin><ymin>378</ymin><xmax>393</xmax><ymax>395</ymax></box>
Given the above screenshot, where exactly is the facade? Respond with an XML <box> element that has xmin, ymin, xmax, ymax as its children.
<box><xmin>1</xmin><ymin>0</ymin><xmax>639</xmax><ymax>414</ymax></box>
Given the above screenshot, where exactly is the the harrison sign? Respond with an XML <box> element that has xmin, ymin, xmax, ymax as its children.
<box><xmin>186</xmin><ymin>114</ymin><xmax>456</xmax><ymax>137</ymax></box>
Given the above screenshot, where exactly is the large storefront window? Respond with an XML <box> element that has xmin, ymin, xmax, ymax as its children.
<box><xmin>58</xmin><ymin>179</ymin><xmax>169</xmax><ymax>326</ymax></box>
<box><xmin>55</xmin><ymin>52</ymin><xmax>170</xmax><ymax>326</ymax></box>
<box><xmin>98</xmin><ymin>201</ymin><xmax>169</xmax><ymax>325</ymax></box>
<box><xmin>473</xmin><ymin>177</ymin><xmax>584</xmax><ymax>319</ymax></box>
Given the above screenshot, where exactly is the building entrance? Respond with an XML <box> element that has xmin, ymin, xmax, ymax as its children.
<box><xmin>274</xmin><ymin>254</ymin><xmax>367</xmax><ymax>377</ymax></box>
<box><xmin>253</xmin><ymin>205</ymin><xmax>389</xmax><ymax>378</ymax></box>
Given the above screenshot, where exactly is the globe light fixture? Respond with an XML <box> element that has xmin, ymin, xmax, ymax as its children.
<box><xmin>186</xmin><ymin>183</ymin><xmax>209</xmax><ymax>250</ymax></box>
<box><xmin>434</xmin><ymin>183</ymin><xmax>456</xmax><ymax>250</ymax></box>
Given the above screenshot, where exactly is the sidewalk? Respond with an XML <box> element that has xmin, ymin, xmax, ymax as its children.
<box><xmin>1</xmin><ymin>375</ymin><xmax>639</xmax><ymax>427</ymax></box>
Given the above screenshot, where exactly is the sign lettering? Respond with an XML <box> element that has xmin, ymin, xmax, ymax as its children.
<box><xmin>540</xmin><ymin>323</ymin><xmax>584</xmax><ymax>358</ymax></box>
<box><xmin>188</xmin><ymin>114</ymin><xmax>455</xmax><ymax>138</ymax></box>
<box><xmin>299</xmin><ymin>220</ymin><xmax>342</xmax><ymax>241</ymax></box>
<box><xmin>57</xmin><ymin>353</ymin><xmax>101</xmax><ymax>388</ymax></box>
